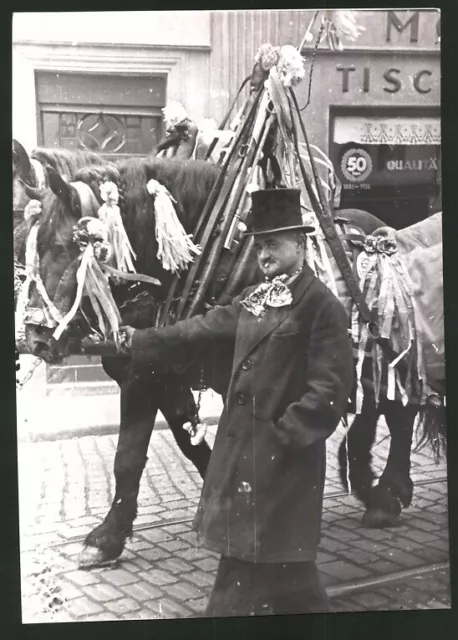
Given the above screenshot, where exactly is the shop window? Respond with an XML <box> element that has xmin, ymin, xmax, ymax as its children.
<box><xmin>330</xmin><ymin>108</ymin><xmax>441</xmax><ymax>229</ymax></box>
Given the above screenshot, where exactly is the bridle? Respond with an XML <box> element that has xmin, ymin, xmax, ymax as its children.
<box><xmin>19</xmin><ymin>181</ymin><xmax>101</xmax><ymax>333</ymax></box>
<box><xmin>19</xmin><ymin>178</ymin><xmax>161</xmax><ymax>343</ymax></box>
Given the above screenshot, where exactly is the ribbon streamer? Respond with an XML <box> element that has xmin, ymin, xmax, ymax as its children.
<box><xmin>16</xmin><ymin>220</ymin><xmax>63</xmax><ymax>339</ymax></box>
<box><xmin>53</xmin><ymin>243</ymin><xmax>122</xmax><ymax>342</ymax></box>
<box><xmin>53</xmin><ymin>244</ymin><xmax>93</xmax><ymax>341</ymax></box>
<box><xmin>349</xmin><ymin>236</ymin><xmax>431</xmax><ymax>412</ymax></box>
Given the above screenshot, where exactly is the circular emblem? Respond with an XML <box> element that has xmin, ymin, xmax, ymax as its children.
<box><xmin>341</xmin><ymin>148</ymin><xmax>373</xmax><ymax>183</ymax></box>
<box><xmin>356</xmin><ymin>252</ymin><xmax>371</xmax><ymax>281</ymax></box>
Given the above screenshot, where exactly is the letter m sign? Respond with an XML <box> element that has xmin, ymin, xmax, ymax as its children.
<box><xmin>386</xmin><ymin>10</ymin><xmax>420</xmax><ymax>43</ymax></box>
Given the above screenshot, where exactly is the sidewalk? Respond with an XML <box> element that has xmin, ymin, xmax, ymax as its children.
<box><xmin>16</xmin><ymin>381</ymin><xmax>224</xmax><ymax>443</ymax></box>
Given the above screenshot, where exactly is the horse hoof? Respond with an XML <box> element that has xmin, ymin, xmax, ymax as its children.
<box><xmin>78</xmin><ymin>545</ymin><xmax>120</xmax><ymax>569</ymax></box>
<box><xmin>362</xmin><ymin>508</ymin><xmax>402</xmax><ymax>529</ymax></box>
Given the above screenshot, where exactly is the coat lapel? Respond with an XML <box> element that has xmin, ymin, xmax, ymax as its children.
<box><xmin>232</xmin><ymin>265</ymin><xmax>317</xmax><ymax>374</ymax></box>
<box><xmin>290</xmin><ymin>263</ymin><xmax>317</xmax><ymax>306</ymax></box>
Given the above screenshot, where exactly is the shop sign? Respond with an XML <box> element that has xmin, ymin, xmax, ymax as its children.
<box><xmin>386</xmin><ymin>10</ymin><xmax>440</xmax><ymax>45</ymax></box>
<box><xmin>337</xmin><ymin>65</ymin><xmax>435</xmax><ymax>94</ymax></box>
<box><xmin>333</xmin><ymin>143</ymin><xmax>440</xmax><ymax>191</ymax></box>
<box><xmin>386</xmin><ymin>157</ymin><xmax>438</xmax><ymax>171</ymax></box>
<box><xmin>341</xmin><ymin>148</ymin><xmax>373</xmax><ymax>182</ymax></box>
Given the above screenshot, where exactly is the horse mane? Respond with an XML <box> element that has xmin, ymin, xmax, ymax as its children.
<box><xmin>31</xmin><ymin>147</ymin><xmax>105</xmax><ymax>180</ymax></box>
<box><xmin>116</xmin><ymin>157</ymin><xmax>221</xmax><ymax>275</ymax></box>
<box><xmin>36</xmin><ymin>187</ymin><xmax>81</xmax><ymax>256</ymax></box>
<box><xmin>70</xmin><ymin>157</ymin><xmax>221</xmax><ymax>275</ymax></box>
<box><xmin>36</xmin><ymin>156</ymin><xmax>221</xmax><ymax>281</ymax></box>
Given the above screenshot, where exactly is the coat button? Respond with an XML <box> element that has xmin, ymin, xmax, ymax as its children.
<box><xmin>241</xmin><ymin>359</ymin><xmax>252</xmax><ymax>371</ymax></box>
<box><xmin>236</xmin><ymin>392</ymin><xmax>246</xmax><ymax>405</ymax></box>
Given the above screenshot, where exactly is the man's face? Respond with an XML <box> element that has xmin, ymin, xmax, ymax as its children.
<box><xmin>254</xmin><ymin>231</ymin><xmax>305</xmax><ymax>279</ymax></box>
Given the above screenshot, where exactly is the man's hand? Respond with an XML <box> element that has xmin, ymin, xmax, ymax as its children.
<box><xmin>119</xmin><ymin>325</ymin><xmax>136</xmax><ymax>354</ymax></box>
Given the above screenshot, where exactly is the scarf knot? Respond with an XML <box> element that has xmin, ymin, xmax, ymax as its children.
<box><xmin>241</xmin><ymin>273</ymin><xmax>294</xmax><ymax>317</ymax></box>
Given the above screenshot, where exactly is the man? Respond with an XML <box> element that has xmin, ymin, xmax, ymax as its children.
<box><xmin>121</xmin><ymin>188</ymin><xmax>353</xmax><ymax>616</ymax></box>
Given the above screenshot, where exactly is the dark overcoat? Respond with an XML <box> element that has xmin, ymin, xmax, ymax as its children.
<box><xmin>132</xmin><ymin>265</ymin><xmax>353</xmax><ymax>563</ymax></box>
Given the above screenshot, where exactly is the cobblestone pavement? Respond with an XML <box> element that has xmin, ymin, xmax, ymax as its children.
<box><xmin>17</xmin><ymin>419</ymin><xmax>451</xmax><ymax>622</ymax></box>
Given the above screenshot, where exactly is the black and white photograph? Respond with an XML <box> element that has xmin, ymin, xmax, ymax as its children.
<box><xmin>12</xmin><ymin>8</ymin><xmax>448</xmax><ymax>623</ymax></box>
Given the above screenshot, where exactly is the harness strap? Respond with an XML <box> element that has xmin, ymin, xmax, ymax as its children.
<box><xmin>101</xmin><ymin>264</ymin><xmax>160</xmax><ymax>287</ymax></box>
<box><xmin>70</xmin><ymin>181</ymin><xmax>101</xmax><ymax>218</ymax></box>
<box><xmin>30</xmin><ymin>159</ymin><xmax>47</xmax><ymax>189</ymax></box>
<box><xmin>18</xmin><ymin>222</ymin><xmax>63</xmax><ymax>328</ymax></box>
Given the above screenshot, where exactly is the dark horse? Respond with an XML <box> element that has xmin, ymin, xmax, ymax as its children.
<box><xmin>16</xmin><ymin>154</ymin><xmax>421</xmax><ymax>569</ymax></box>
<box><xmin>15</xmin><ymin>152</ymin><xmax>219</xmax><ymax>566</ymax></box>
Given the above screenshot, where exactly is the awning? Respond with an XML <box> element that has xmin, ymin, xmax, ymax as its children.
<box><xmin>333</xmin><ymin>116</ymin><xmax>441</xmax><ymax>146</ymax></box>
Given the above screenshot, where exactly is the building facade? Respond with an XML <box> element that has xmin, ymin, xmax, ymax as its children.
<box><xmin>211</xmin><ymin>10</ymin><xmax>441</xmax><ymax>228</ymax></box>
<box><xmin>13</xmin><ymin>10</ymin><xmax>440</xmax><ymax>407</ymax></box>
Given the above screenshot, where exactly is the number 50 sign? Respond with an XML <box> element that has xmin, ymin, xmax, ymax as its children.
<box><xmin>341</xmin><ymin>148</ymin><xmax>373</xmax><ymax>182</ymax></box>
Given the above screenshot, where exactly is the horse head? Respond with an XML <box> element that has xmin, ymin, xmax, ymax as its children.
<box><xmin>19</xmin><ymin>155</ymin><xmax>242</xmax><ymax>364</ymax></box>
<box><xmin>21</xmin><ymin>165</ymin><xmax>103</xmax><ymax>363</ymax></box>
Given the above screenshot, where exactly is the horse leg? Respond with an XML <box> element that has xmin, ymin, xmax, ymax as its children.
<box><xmin>157</xmin><ymin>375</ymin><xmax>211</xmax><ymax>479</ymax></box>
<box><xmin>338</xmin><ymin>393</ymin><xmax>379</xmax><ymax>508</ymax></box>
<box><xmin>79</xmin><ymin>362</ymin><xmax>157</xmax><ymax>568</ymax></box>
<box><xmin>363</xmin><ymin>401</ymin><xmax>416</xmax><ymax>529</ymax></box>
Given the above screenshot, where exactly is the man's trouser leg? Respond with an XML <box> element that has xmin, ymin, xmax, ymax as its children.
<box><xmin>205</xmin><ymin>556</ymin><xmax>330</xmax><ymax>617</ymax></box>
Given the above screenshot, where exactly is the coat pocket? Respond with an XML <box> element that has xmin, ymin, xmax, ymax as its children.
<box><xmin>271</xmin><ymin>330</ymin><xmax>301</xmax><ymax>339</ymax></box>
<box><xmin>231</xmin><ymin>417</ymin><xmax>286</xmax><ymax>496</ymax></box>
<box><xmin>271</xmin><ymin>318</ymin><xmax>302</xmax><ymax>337</ymax></box>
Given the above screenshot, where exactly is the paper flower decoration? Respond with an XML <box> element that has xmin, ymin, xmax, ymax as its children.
<box><xmin>322</xmin><ymin>11</ymin><xmax>365</xmax><ymax>51</ymax></box>
<box><xmin>276</xmin><ymin>44</ymin><xmax>306</xmax><ymax>88</ymax></box>
<box><xmin>254</xmin><ymin>43</ymin><xmax>281</xmax><ymax>71</ymax></box>
<box><xmin>162</xmin><ymin>102</ymin><xmax>189</xmax><ymax>130</ymax></box>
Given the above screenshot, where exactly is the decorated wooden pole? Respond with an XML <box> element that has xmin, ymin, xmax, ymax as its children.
<box><xmin>217</xmin><ymin>234</ymin><xmax>255</xmax><ymax>306</ymax></box>
<box><xmin>182</xmin><ymin>119</ymin><xmax>267</xmax><ymax>320</ymax></box>
<box><xmin>159</xmin><ymin>82</ymin><xmax>266</xmax><ymax>325</ymax></box>
<box><xmin>204</xmin><ymin>74</ymin><xmax>251</xmax><ymax>162</ymax></box>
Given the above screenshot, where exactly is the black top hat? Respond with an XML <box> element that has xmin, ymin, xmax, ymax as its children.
<box><xmin>244</xmin><ymin>188</ymin><xmax>315</xmax><ymax>236</ymax></box>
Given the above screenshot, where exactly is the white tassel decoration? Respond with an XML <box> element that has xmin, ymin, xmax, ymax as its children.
<box><xmin>146</xmin><ymin>179</ymin><xmax>201</xmax><ymax>273</ymax></box>
<box><xmin>98</xmin><ymin>181</ymin><xmax>137</xmax><ymax>273</ymax></box>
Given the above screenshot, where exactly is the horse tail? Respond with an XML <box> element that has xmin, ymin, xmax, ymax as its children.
<box><xmin>415</xmin><ymin>397</ymin><xmax>447</xmax><ymax>463</ymax></box>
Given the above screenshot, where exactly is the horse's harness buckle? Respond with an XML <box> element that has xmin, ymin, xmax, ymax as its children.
<box><xmin>238</xmin><ymin>144</ymin><xmax>248</xmax><ymax>158</ymax></box>
<box><xmin>367</xmin><ymin>321</ymin><xmax>380</xmax><ymax>340</ymax></box>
